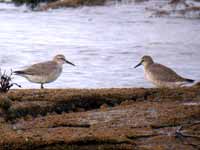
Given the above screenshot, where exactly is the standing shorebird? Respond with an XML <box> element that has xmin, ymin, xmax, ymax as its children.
<box><xmin>134</xmin><ymin>55</ymin><xmax>194</xmax><ymax>88</ymax></box>
<box><xmin>14</xmin><ymin>54</ymin><xmax>75</xmax><ymax>89</ymax></box>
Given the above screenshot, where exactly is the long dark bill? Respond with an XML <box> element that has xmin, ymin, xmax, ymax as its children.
<box><xmin>65</xmin><ymin>60</ymin><xmax>75</xmax><ymax>66</ymax></box>
<box><xmin>134</xmin><ymin>60</ymin><xmax>143</xmax><ymax>68</ymax></box>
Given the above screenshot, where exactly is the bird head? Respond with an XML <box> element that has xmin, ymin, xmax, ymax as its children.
<box><xmin>134</xmin><ymin>55</ymin><xmax>154</xmax><ymax>68</ymax></box>
<box><xmin>54</xmin><ymin>54</ymin><xmax>75</xmax><ymax>66</ymax></box>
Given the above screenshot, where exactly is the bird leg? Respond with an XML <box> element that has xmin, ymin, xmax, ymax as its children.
<box><xmin>41</xmin><ymin>83</ymin><xmax>44</xmax><ymax>89</ymax></box>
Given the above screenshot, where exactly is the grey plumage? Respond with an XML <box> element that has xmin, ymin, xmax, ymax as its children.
<box><xmin>14</xmin><ymin>54</ymin><xmax>75</xmax><ymax>89</ymax></box>
<box><xmin>15</xmin><ymin>61</ymin><xmax>61</xmax><ymax>76</ymax></box>
<box><xmin>135</xmin><ymin>55</ymin><xmax>194</xmax><ymax>88</ymax></box>
<box><xmin>146</xmin><ymin>63</ymin><xmax>194</xmax><ymax>83</ymax></box>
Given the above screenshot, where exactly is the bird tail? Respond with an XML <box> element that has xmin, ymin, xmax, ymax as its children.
<box><xmin>14</xmin><ymin>71</ymin><xmax>25</xmax><ymax>75</ymax></box>
<box><xmin>185</xmin><ymin>78</ymin><xmax>195</xmax><ymax>83</ymax></box>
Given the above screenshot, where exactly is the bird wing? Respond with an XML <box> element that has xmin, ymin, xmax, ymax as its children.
<box><xmin>148</xmin><ymin>63</ymin><xmax>185</xmax><ymax>82</ymax></box>
<box><xmin>21</xmin><ymin>61</ymin><xmax>58</xmax><ymax>76</ymax></box>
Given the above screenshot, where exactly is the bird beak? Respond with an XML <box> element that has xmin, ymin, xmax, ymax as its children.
<box><xmin>65</xmin><ymin>59</ymin><xmax>75</xmax><ymax>66</ymax></box>
<box><xmin>134</xmin><ymin>60</ymin><xmax>143</xmax><ymax>68</ymax></box>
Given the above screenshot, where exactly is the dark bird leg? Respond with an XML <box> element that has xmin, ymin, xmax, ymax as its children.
<box><xmin>41</xmin><ymin>83</ymin><xmax>44</xmax><ymax>89</ymax></box>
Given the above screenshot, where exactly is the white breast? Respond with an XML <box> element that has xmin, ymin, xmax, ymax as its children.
<box><xmin>24</xmin><ymin>67</ymin><xmax>62</xmax><ymax>84</ymax></box>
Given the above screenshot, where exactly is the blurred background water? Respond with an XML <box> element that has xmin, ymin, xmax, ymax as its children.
<box><xmin>0</xmin><ymin>1</ymin><xmax>199</xmax><ymax>88</ymax></box>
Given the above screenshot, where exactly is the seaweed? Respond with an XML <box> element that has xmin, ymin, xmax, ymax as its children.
<box><xmin>0</xmin><ymin>69</ymin><xmax>21</xmax><ymax>93</ymax></box>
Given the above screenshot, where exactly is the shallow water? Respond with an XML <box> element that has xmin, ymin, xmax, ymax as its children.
<box><xmin>0</xmin><ymin>2</ymin><xmax>200</xmax><ymax>89</ymax></box>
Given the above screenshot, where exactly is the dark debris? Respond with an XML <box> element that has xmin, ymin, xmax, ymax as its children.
<box><xmin>0</xmin><ymin>69</ymin><xmax>21</xmax><ymax>93</ymax></box>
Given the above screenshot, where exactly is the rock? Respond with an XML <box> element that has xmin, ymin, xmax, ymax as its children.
<box><xmin>12</xmin><ymin>0</ymin><xmax>57</xmax><ymax>8</ymax></box>
<box><xmin>0</xmin><ymin>94</ymin><xmax>12</xmax><ymax>110</ymax></box>
<box><xmin>194</xmin><ymin>82</ymin><xmax>200</xmax><ymax>87</ymax></box>
<box><xmin>7</xmin><ymin>0</ymin><xmax>106</xmax><ymax>9</ymax></box>
<box><xmin>147</xmin><ymin>0</ymin><xmax>200</xmax><ymax>18</ymax></box>
<box><xmin>39</xmin><ymin>0</ymin><xmax>106</xmax><ymax>10</ymax></box>
<box><xmin>0</xmin><ymin>87</ymin><xmax>199</xmax><ymax>149</ymax></box>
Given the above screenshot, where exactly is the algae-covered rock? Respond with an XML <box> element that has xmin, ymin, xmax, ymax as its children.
<box><xmin>12</xmin><ymin>0</ymin><xmax>57</xmax><ymax>8</ymax></box>
<box><xmin>0</xmin><ymin>87</ymin><xmax>199</xmax><ymax>149</ymax></box>
<box><xmin>0</xmin><ymin>95</ymin><xmax>11</xmax><ymax>110</ymax></box>
<box><xmin>39</xmin><ymin>0</ymin><xmax>106</xmax><ymax>10</ymax></box>
<box><xmin>11</xmin><ymin>0</ymin><xmax>107</xmax><ymax>9</ymax></box>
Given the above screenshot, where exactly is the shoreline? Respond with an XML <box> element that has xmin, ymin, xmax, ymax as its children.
<box><xmin>0</xmin><ymin>87</ymin><xmax>199</xmax><ymax>149</ymax></box>
<box><xmin>0</xmin><ymin>0</ymin><xmax>200</xmax><ymax>19</ymax></box>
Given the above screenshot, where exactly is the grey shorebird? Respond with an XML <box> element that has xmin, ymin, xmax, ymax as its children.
<box><xmin>14</xmin><ymin>54</ymin><xmax>75</xmax><ymax>89</ymax></box>
<box><xmin>134</xmin><ymin>55</ymin><xmax>194</xmax><ymax>88</ymax></box>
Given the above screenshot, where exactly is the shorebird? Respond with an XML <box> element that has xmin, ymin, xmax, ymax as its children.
<box><xmin>134</xmin><ymin>55</ymin><xmax>194</xmax><ymax>88</ymax></box>
<box><xmin>14</xmin><ymin>54</ymin><xmax>75</xmax><ymax>89</ymax></box>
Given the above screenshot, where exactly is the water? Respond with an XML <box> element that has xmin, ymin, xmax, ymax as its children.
<box><xmin>0</xmin><ymin>2</ymin><xmax>200</xmax><ymax>89</ymax></box>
